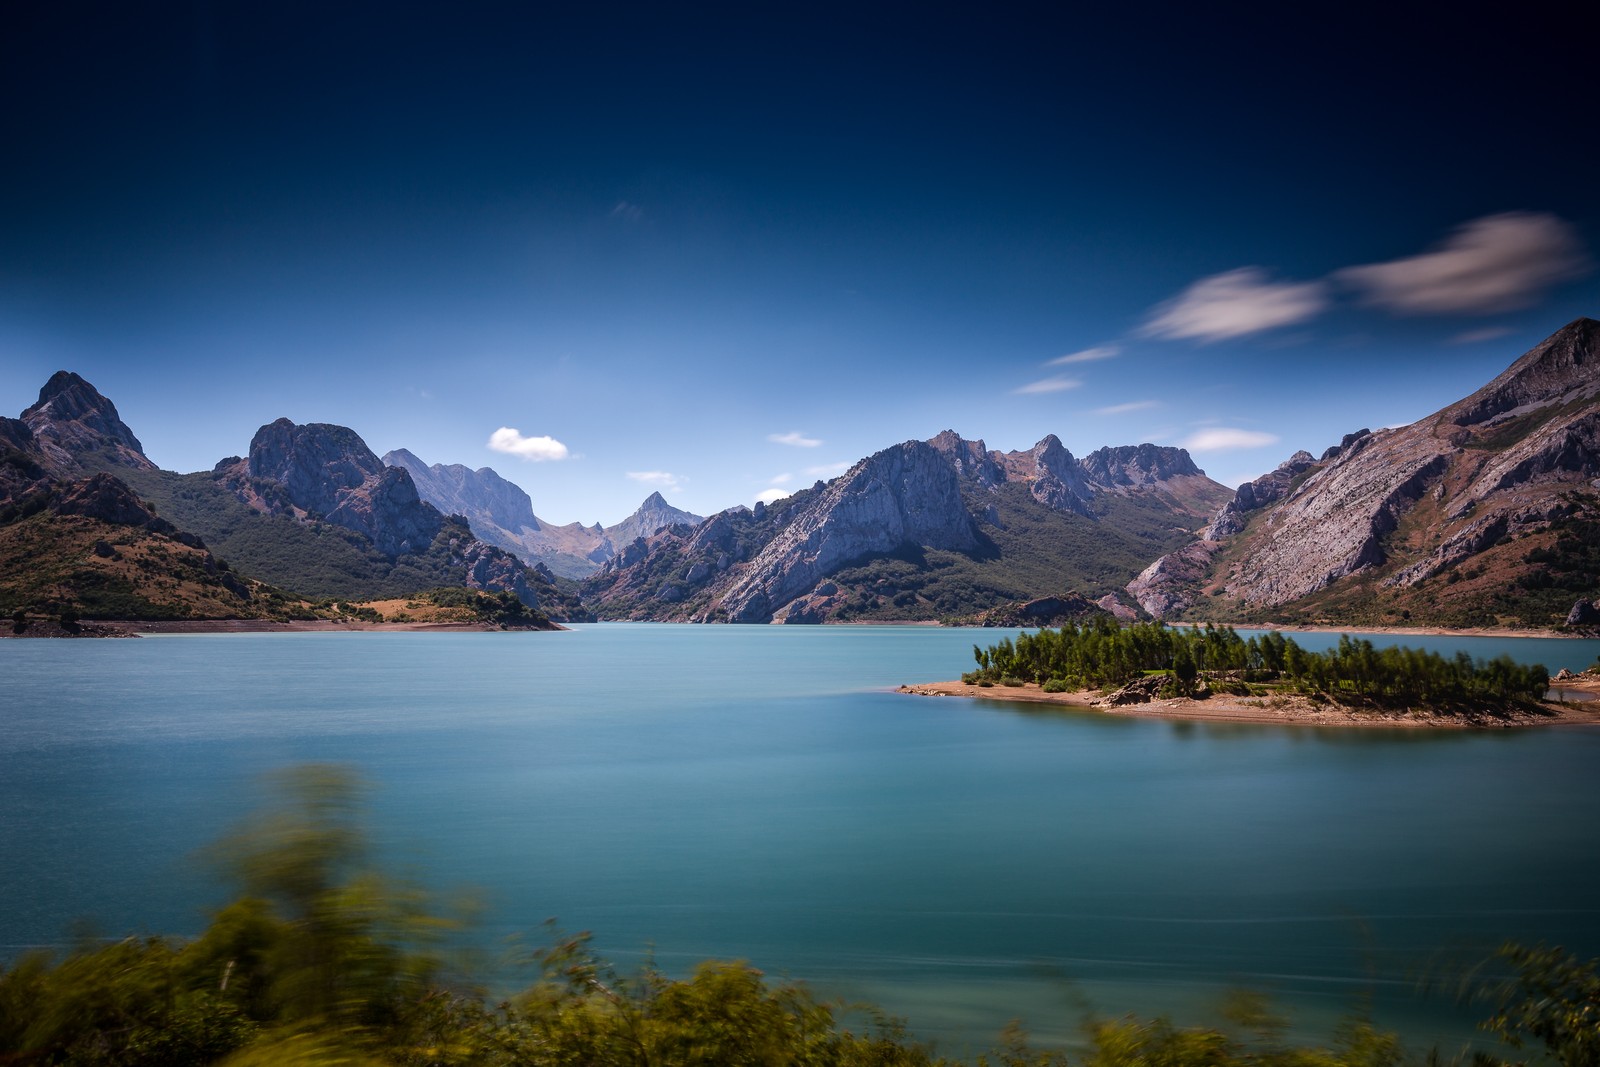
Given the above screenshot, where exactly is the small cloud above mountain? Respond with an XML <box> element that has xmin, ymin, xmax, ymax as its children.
<box><xmin>487</xmin><ymin>427</ymin><xmax>570</xmax><ymax>461</ymax></box>
<box><xmin>1048</xmin><ymin>345</ymin><xmax>1120</xmax><ymax>366</ymax></box>
<box><xmin>628</xmin><ymin>470</ymin><xmax>684</xmax><ymax>490</ymax></box>
<box><xmin>1181</xmin><ymin>427</ymin><xmax>1281</xmax><ymax>451</ymax></box>
<box><xmin>769</xmin><ymin>431</ymin><xmax>822</xmax><ymax>448</ymax></box>
<box><xmin>1015</xmin><ymin>376</ymin><xmax>1081</xmax><ymax>395</ymax></box>
<box><xmin>1093</xmin><ymin>399</ymin><xmax>1161</xmax><ymax>416</ymax></box>
<box><xmin>755</xmin><ymin>487</ymin><xmax>791</xmax><ymax>504</ymax></box>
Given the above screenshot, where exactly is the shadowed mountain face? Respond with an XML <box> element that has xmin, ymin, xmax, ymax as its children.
<box><xmin>384</xmin><ymin>449</ymin><xmax>702</xmax><ymax>578</ymax></box>
<box><xmin>227</xmin><ymin>420</ymin><xmax>442</xmax><ymax>558</ymax></box>
<box><xmin>585</xmin><ymin>431</ymin><xmax>1229</xmax><ymax>623</ymax></box>
<box><xmin>20</xmin><ymin>371</ymin><xmax>154</xmax><ymax>474</ymax></box>
<box><xmin>1129</xmin><ymin>317</ymin><xmax>1600</xmax><ymax>629</ymax></box>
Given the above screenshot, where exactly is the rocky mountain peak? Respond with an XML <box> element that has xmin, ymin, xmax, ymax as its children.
<box><xmin>605</xmin><ymin>492</ymin><xmax>704</xmax><ymax>548</ymax></box>
<box><xmin>927</xmin><ymin>429</ymin><xmax>1003</xmax><ymax>487</ymax></box>
<box><xmin>1080</xmin><ymin>444</ymin><xmax>1202</xmax><ymax>487</ymax></box>
<box><xmin>1023</xmin><ymin>434</ymin><xmax>1094</xmax><ymax>516</ymax></box>
<box><xmin>240</xmin><ymin>419</ymin><xmax>442</xmax><ymax>556</ymax></box>
<box><xmin>1445</xmin><ymin>316</ymin><xmax>1600</xmax><ymax>427</ymax></box>
<box><xmin>20</xmin><ymin>370</ymin><xmax>154</xmax><ymax>473</ymax></box>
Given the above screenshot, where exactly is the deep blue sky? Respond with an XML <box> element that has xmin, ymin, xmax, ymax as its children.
<box><xmin>3</xmin><ymin>3</ymin><xmax>1596</xmax><ymax>523</ymax></box>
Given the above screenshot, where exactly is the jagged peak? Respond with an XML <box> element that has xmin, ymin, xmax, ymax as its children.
<box><xmin>20</xmin><ymin>369</ymin><xmax>151</xmax><ymax>469</ymax></box>
<box><xmin>640</xmin><ymin>491</ymin><xmax>669</xmax><ymax>509</ymax></box>
<box><xmin>1446</xmin><ymin>316</ymin><xmax>1600</xmax><ymax>427</ymax></box>
<box><xmin>927</xmin><ymin>429</ymin><xmax>1001</xmax><ymax>486</ymax></box>
<box><xmin>1080</xmin><ymin>443</ymin><xmax>1200</xmax><ymax>487</ymax></box>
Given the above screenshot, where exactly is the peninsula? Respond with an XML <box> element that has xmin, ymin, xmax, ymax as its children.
<box><xmin>901</xmin><ymin>619</ymin><xmax>1600</xmax><ymax>729</ymax></box>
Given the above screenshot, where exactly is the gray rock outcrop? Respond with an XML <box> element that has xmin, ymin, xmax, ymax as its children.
<box><xmin>20</xmin><ymin>371</ymin><xmax>155</xmax><ymax>474</ymax></box>
<box><xmin>1206</xmin><ymin>450</ymin><xmax>1319</xmax><ymax>539</ymax></box>
<box><xmin>717</xmin><ymin>440</ymin><xmax>980</xmax><ymax>622</ymax></box>
<box><xmin>243</xmin><ymin>419</ymin><xmax>442</xmax><ymax>557</ymax></box>
<box><xmin>1170</xmin><ymin>318</ymin><xmax>1600</xmax><ymax>612</ymax></box>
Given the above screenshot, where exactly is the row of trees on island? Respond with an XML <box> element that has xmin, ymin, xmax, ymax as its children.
<box><xmin>964</xmin><ymin>619</ymin><xmax>1552</xmax><ymax>709</ymax></box>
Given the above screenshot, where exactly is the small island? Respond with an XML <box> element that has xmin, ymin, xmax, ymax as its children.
<box><xmin>901</xmin><ymin>619</ymin><xmax>1600</xmax><ymax>728</ymax></box>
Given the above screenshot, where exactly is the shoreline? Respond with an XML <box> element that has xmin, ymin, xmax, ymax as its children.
<box><xmin>1167</xmin><ymin>620</ymin><xmax>1591</xmax><ymax>640</ymax></box>
<box><xmin>897</xmin><ymin>680</ymin><xmax>1600</xmax><ymax>729</ymax></box>
<box><xmin>2</xmin><ymin>618</ymin><xmax>567</xmax><ymax>638</ymax></box>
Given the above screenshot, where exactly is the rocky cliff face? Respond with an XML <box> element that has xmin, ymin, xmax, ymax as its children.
<box><xmin>1205</xmin><ymin>451</ymin><xmax>1319</xmax><ymax>539</ymax></box>
<box><xmin>1081</xmin><ymin>444</ymin><xmax>1202</xmax><ymax>488</ymax></box>
<box><xmin>233</xmin><ymin>419</ymin><xmax>443</xmax><ymax>557</ymax></box>
<box><xmin>0</xmin><ymin>417</ymin><xmax>51</xmax><ymax>506</ymax></box>
<box><xmin>1130</xmin><ymin>318</ymin><xmax>1600</xmax><ymax>623</ymax></box>
<box><xmin>586</xmin><ymin>427</ymin><xmax>1227</xmax><ymax>623</ymax></box>
<box><xmin>20</xmin><ymin>371</ymin><xmax>155</xmax><ymax>474</ymax></box>
<box><xmin>384</xmin><ymin>448</ymin><xmax>541</xmax><ymax>534</ymax></box>
<box><xmin>713</xmin><ymin>440</ymin><xmax>980</xmax><ymax>622</ymax></box>
<box><xmin>1020</xmin><ymin>435</ymin><xmax>1095</xmax><ymax>516</ymax></box>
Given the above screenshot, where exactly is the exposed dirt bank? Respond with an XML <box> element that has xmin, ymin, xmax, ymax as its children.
<box><xmin>897</xmin><ymin>680</ymin><xmax>1600</xmax><ymax>729</ymax></box>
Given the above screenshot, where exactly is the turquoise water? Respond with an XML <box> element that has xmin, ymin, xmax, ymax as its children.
<box><xmin>2</xmin><ymin>624</ymin><xmax>1599</xmax><ymax>1053</ymax></box>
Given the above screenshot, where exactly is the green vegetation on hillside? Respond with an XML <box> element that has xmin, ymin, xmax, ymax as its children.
<box><xmin>827</xmin><ymin>484</ymin><xmax>1208</xmax><ymax>623</ymax></box>
<box><xmin>0</xmin><ymin>511</ymin><xmax>316</xmax><ymax>622</ymax></box>
<box><xmin>102</xmin><ymin>468</ymin><xmax>479</xmax><ymax>601</ymax></box>
<box><xmin>1</xmin><ymin>765</ymin><xmax>1595</xmax><ymax>1066</ymax></box>
<box><xmin>964</xmin><ymin>619</ymin><xmax>1551</xmax><ymax>711</ymax></box>
<box><xmin>410</xmin><ymin>586</ymin><xmax>556</xmax><ymax>628</ymax></box>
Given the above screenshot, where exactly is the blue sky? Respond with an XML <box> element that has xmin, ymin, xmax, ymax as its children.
<box><xmin>3</xmin><ymin>3</ymin><xmax>1595</xmax><ymax>525</ymax></box>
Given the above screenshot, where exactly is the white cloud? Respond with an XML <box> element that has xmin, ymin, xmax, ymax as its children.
<box><xmin>1093</xmin><ymin>399</ymin><xmax>1161</xmax><ymax>416</ymax></box>
<box><xmin>755</xmin><ymin>487</ymin><xmax>791</xmax><ymax>505</ymax></box>
<box><xmin>487</xmin><ymin>427</ymin><xmax>570</xmax><ymax>461</ymax></box>
<box><xmin>1450</xmin><ymin>325</ymin><xmax>1515</xmax><ymax>345</ymax></box>
<box><xmin>1048</xmin><ymin>344</ymin><xmax>1120</xmax><ymax>366</ymax></box>
<box><xmin>1336</xmin><ymin>212</ymin><xmax>1588</xmax><ymax>315</ymax></box>
<box><xmin>769</xmin><ymin>472</ymin><xmax>794</xmax><ymax>485</ymax></box>
<box><xmin>1014</xmin><ymin>376</ymin><xmax>1082</xmax><ymax>395</ymax></box>
<box><xmin>610</xmin><ymin>200</ymin><xmax>643</xmax><ymax>222</ymax></box>
<box><xmin>1142</xmin><ymin>267</ymin><xmax>1328</xmax><ymax>342</ymax></box>
<box><xmin>768</xmin><ymin>430</ymin><xmax>822</xmax><ymax>448</ymax></box>
<box><xmin>1181</xmin><ymin>428</ymin><xmax>1281</xmax><ymax>451</ymax></box>
<box><xmin>627</xmin><ymin>470</ymin><xmax>684</xmax><ymax>490</ymax></box>
<box><xmin>805</xmin><ymin>461</ymin><xmax>852</xmax><ymax>476</ymax></box>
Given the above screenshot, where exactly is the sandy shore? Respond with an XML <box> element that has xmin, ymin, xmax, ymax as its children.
<box><xmin>897</xmin><ymin>680</ymin><xmax>1600</xmax><ymax>729</ymax></box>
<box><xmin>1</xmin><ymin>618</ymin><xmax>565</xmax><ymax>638</ymax></box>
<box><xmin>1169</xmin><ymin>620</ymin><xmax>1592</xmax><ymax>640</ymax></box>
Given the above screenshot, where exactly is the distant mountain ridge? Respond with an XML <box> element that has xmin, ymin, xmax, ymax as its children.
<box><xmin>383</xmin><ymin>449</ymin><xmax>702</xmax><ymax>578</ymax></box>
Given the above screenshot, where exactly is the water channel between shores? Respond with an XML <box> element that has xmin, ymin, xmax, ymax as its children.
<box><xmin>3</xmin><ymin>623</ymin><xmax>1598</xmax><ymax>1054</ymax></box>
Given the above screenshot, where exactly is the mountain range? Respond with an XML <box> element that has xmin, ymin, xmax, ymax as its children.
<box><xmin>4</xmin><ymin>318</ymin><xmax>1598</xmax><ymax>630</ymax></box>
<box><xmin>383</xmin><ymin>449</ymin><xmax>702</xmax><ymax>578</ymax></box>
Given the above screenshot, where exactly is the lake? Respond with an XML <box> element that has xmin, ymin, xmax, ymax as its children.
<box><xmin>2</xmin><ymin>624</ymin><xmax>1598</xmax><ymax>1055</ymax></box>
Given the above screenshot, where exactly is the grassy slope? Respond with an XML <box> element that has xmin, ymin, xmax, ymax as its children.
<box><xmin>107</xmin><ymin>467</ymin><xmax>481</xmax><ymax>601</ymax></box>
<box><xmin>0</xmin><ymin>512</ymin><xmax>298</xmax><ymax>620</ymax></box>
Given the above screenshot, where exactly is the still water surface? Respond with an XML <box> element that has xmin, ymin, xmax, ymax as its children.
<box><xmin>3</xmin><ymin>624</ymin><xmax>1598</xmax><ymax>1052</ymax></box>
